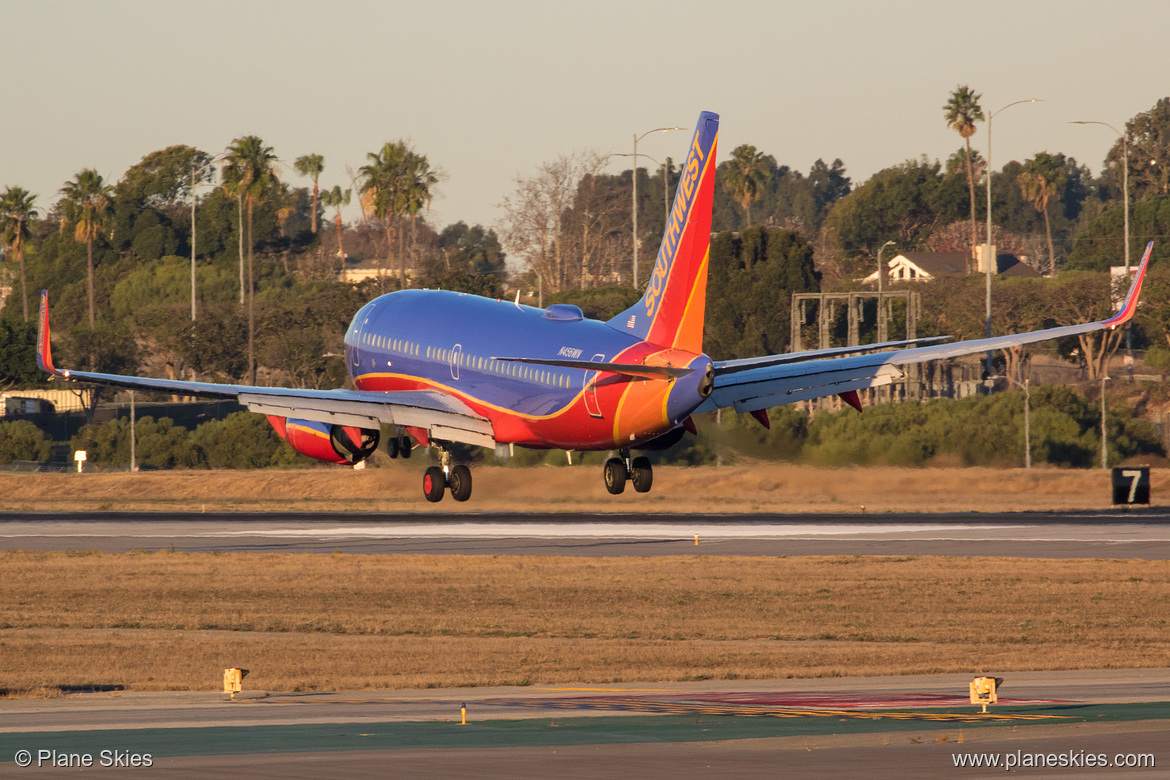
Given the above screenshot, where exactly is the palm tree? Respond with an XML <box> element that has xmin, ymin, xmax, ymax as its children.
<box><xmin>0</xmin><ymin>186</ymin><xmax>38</xmax><ymax>322</ymax></box>
<box><xmin>401</xmin><ymin>152</ymin><xmax>439</xmax><ymax>284</ymax></box>
<box><xmin>223</xmin><ymin>135</ymin><xmax>279</xmax><ymax>385</ymax></box>
<box><xmin>319</xmin><ymin>185</ymin><xmax>351</xmax><ymax>270</ymax></box>
<box><xmin>294</xmin><ymin>153</ymin><xmax>325</xmax><ymax>235</ymax></box>
<box><xmin>943</xmin><ymin>85</ymin><xmax>985</xmax><ymax>270</ymax></box>
<box><xmin>359</xmin><ymin>141</ymin><xmax>410</xmax><ymax>291</ymax></box>
<box><xmin>1017</xmin><ymin>153</ymin><xmax>1065</xmax><ymax>275</ymax></box>
<box><xmin>59</xmin><ymin>169</ymin><xmax>113</xmax><ymax>328</ymax></box>
<box><xmin>722</xmin><ymin>144</ymin><xmax>770</xmax><ymax>230</ymax></box>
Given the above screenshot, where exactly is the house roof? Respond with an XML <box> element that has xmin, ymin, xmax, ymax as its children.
<box><xmin>861</xmin><ymin>251</ymin><xmax>1043</xmax><ymax>283</ymax></box>
<box><xmin>996</xmin><ymin>255</ymin><xmax>1042</xmax><ymax>277</ymax></box>
<box><xmin>897</xmin><ymin>252</ymin><xmax>969</xmax><ymax>277</ymax></box>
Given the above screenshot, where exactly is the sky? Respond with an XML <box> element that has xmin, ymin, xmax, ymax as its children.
<box><xmin>4</xmin><ymin>1</ymin><xmax>1169</xmax><ymax>232</ymax></box>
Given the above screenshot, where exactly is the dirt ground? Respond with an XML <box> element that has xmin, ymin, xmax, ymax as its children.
<box><xmin>0</xmin><ymin>462</ymin><xmax>1159</xmax><ymax>514</ymax></box>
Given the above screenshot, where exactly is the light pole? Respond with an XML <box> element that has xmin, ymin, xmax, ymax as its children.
<box><xmin>1072</xmin><ymin>120</ymin><xmax>1131</xmax><ymax>354</ymax></box>
<box><xmin>631</xmin><ymin>126</ymin><xmax>683</xmax><ymax>290</ymax></box>
<box><xmin>189</xmin><ymin>154</ymin><xmax>225</xmax><ymax>321</ymax></box>
<box><xmin>984</xmin><ymin>98</ymin><xmax>1042</xmax><ymax>381</ymax></box>
<box><xmin>876</xmin><ymin>240</ymin><xmax>895</xmax><ymax>296</ymax></box>
<box><xmin>1100</xmin><ymin>374</ymin><xmax>1109</xmax><ymax>469</ymax></box>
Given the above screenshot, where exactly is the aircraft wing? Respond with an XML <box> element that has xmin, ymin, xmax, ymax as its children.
<box><xmin>697</xmin><ymin>242</ymin><xmax>1153</xmax><ymax>415</ymax></box>
<box><xmin>35</xmin><ymin>292</ymin><xmax>496</xmax><ymax>449</ymax></box>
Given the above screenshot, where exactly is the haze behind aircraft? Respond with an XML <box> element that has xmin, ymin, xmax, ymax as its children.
<box><xmin>38</xmin><ymin>112</ymin><xmax>1152</xmax><ymax>502</ymax></box>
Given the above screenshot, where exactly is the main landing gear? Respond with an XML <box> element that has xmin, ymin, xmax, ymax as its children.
<box><xmin>422</xmin><ymin>445</ymin><xmax>472</xmax><ymax>503</ymax></box>
<box><xmin>603</xmin><ymin>449</ymin><xmax>652</xmax><ymax>495</ymax></box>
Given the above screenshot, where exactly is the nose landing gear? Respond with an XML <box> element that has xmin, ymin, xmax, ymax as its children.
<box><xmin>603</xmin><ymin>449</ymin><xmax>652</xmax><ymax>495</ymax></box>
<box><xmin>422</xmin><ymin>445</ymin><xmax>473</xmax><ymax>503</ymax></box>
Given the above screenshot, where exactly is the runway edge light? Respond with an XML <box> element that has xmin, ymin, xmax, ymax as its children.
<box><xmin>969</xmin><ymin>676</ymin><xmax>1002</xmax><ymax>713</ymax></box>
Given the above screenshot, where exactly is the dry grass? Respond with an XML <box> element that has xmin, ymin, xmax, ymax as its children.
<box><xmin>1</xmin><ymin>552</ymin><xmax>1167</xmax><ymax>694</ymax></box>
<box><xmin>1</xmin><ymin>463</ymin><xmax>1162</xmax><ymax>514</ymax></box>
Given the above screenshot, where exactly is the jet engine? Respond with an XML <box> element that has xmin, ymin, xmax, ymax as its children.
<box><xmin>267</xmin><ymin>416</ymin><xmax>380</xmax><ymax>465</ymax></box>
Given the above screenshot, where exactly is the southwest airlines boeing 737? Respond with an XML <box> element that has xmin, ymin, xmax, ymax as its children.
<box><xmin>37</xmin><ymin>111</ymin><xmax>1152</xmax><ymax>502</ymax></box>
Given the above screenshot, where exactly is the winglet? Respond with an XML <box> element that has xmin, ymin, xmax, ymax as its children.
<box><xmin>1103</xmin><ymin>241</ymin><xmax>1154</xmax><ymax>330</ymax></box>
<box><xmin>37</xmin><ymin>290</ymin><xmax>60</xmax><ymax>375</ymax></box>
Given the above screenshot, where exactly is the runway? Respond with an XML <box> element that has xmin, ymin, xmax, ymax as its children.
<box><xmin>1</xmin><ymin>510</ymin><xmax>1169</xmax><ymax>558</ymax></box>
<box><xmin>2</xmin><ymin>670</ymin><xmax>1165</xmax><ymax>778</ymax></box>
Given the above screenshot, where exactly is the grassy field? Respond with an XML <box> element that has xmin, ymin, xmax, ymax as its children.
<box><xmin>0</xmin><ymin>463</ymin><xmax>1162</xmax><ymax>514</ymax></box>
<box><xmin>1</xmin><ymin>551</ymin><xmax>1167</xmax><ymax>695</ymax></box>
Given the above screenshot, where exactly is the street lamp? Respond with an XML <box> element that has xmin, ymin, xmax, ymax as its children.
<box><xmin>1072</xmin><ymin>120</ymin><xmax>1131</xmax><ymax>353</ymax></box>
<box><xmin>631</xmin><ymin>126</ymin><xmax>684</xmax><ymax>290</ymax></box>
<box><xmin>984</xmin><ymin>98</ymin><xmax>1042</xmax><ymax>381</ymax></box>
<box><xmin>189</xmin><ymin>154</ymin><xmax>226</xmax><ymax>321</ymax></box>
<box><xmin>876</xmin><ymin>240</ymin><xmax>895</xmax><ymax>296</ymax></box>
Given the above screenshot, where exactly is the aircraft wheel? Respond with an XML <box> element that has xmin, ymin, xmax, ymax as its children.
<box><xmin>399</xmin><ymin>436</ymin><xmax>412</xmax><ymax>459</ymax></box>
<box><xmin>630</xmin><ymin>456</ymin><xmax>653</xmax><ymax>493</ymax></box>
<box><xmin>449</xmin><ymin>464</ymin><xmax>473</xmax><ymax>502</ymax></box>
<box><xmin>603</xmin><ymin>458</ymin><xmax>627</xmax><ymax>495</ymax></box>
<box><xmin>423</xmin><ymin>466</ymin><xmax>446</xmax><ymax>503</ymax></box>
<box><xmin>387</xmin><ymin>437</ymin><xmax>400</xmax><ymax>459</ymax></box>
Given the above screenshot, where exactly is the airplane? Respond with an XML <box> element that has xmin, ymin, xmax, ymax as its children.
<box><xmin>37</xmin><ymin>111</ymin><xmax>1153</xmax><ymax>502</ymax></box>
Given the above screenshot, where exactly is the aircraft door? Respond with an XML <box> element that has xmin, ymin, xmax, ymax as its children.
<box><xmin>584</xmin><ymin>353</ymin><xmax>605</xmax><ymax>418</ymax></box>
<box><xmin>450</xmin><ymin>344</ymin><xmax>463</xmax><ymax>381</ymax></box>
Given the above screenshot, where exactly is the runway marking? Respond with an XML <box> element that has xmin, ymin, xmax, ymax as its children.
<box><xmin>480</xmin><ymin>697</ymin><xmax>1071</xmax><ymax>722</ymax></box>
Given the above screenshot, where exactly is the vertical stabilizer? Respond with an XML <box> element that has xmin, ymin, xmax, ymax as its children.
<box><xmin>607</xmin><ymin>111</ymin><xmax>719</xmax><ymax>353</ymax></box>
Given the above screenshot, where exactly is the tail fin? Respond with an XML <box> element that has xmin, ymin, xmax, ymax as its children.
<box><xmin>607</xmin><ymin>111</ymin><xmax>719</xmax><ymax>353</ymax></box>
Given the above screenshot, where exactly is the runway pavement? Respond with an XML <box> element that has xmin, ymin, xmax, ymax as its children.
<box><xmin>2</xmin><ymin>670</ymin><xmax>1166</xmax><ymax>778</ymax></box>
<box><xmin>1</xmin><ymin>509</ymin><xmax>1169</xmax><ymax>558</ymax></box>
<box><xmin>3</xmin><ymin>513</ymin><xmax>1167</xmax><ymax>775</ymax></box>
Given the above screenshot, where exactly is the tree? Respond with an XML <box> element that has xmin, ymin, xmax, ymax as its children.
<box><xmin>703</xmin><ymin>227</ymin><xmax>820</xmax><ymax>360</ymax></box>
<box><xmin>294</xmin><ymin>153</ymin><xmax>325</xmax><ymax>235</ymax></box>
<box><xmin>59</xmin><ymin>169</ymin><xmax>114</xmax><ymax>328</ymax></box>
<box><xmin>1047</xmin><ymin>271</ymin><xmax>1121</xmax><ymax>380</ymax></box>
<box><xmin>497</xmin><ymin>152</ymin><xmax>591</xmax><ymax>294</ymax></box>
<box><xmin>1105</xmin><ymin>97</ymin><xmax>1170</xmax><ymax>201</ymax></box>
<box><xmin>0</xmin><ymin>186</ymin><xmax>38</xmax><ymax>322</ymax></box>
<box><xmin>823</xmin><ymin>157</ymin><xmax>960</xmax><ymax>268</ymax></box>
<box><xmin>223</xmin><ymin>135</ymin><xmax>279</xmax><ymax>385</ymax></box>
<box><xmin>943</xmin><ymin>85</ymin><xmax>985</xmax><ymax>270</ymax></box>
<box><xmin>422</xmin><ymin>222</ymin><xmax>507</xmax><ymax>296</ymax></box>
<box><xmin>359</xmin><ymin>141</ymin><xmax>410</xmax><ymax>290</ymax></box>
<box><xmin>1017</xmin><ymin>152</ymin><xmax>1066</xmax><ymax>274</ymax></box>
<box><xmin>722</xmin><ymin>145</ymin><xmax>773</xmax><ymax>228</ymax></box>
<box><xmin>400</xmin><ymin>151</ymin><xmax>440</xmax><ymax>285</ymax></box>
<box><xmin>319</xmin><ymin>185</ymin><xmax>351</xmax><ymax>267</ymax></box>
<box><xmin>0</xmin><ymin>319</ymin><xmax>40</xmax><ymax>391</ymax></box>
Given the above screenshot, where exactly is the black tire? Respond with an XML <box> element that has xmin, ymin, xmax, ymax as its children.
<box><xmin>449</xmin><ymin>464</ymin><xmax>473</xmax><ymax>502</ymax></box>
<box><xmin>423</xmin><ymin>466</ymin><xmax>446</xmax><ymax>503</ymax></box>
<box><xmin>387</xmin><ymin>437</ymin><xmax>400</xmax><ymax>459</ymax></box>
<box><xmin>603</xmin><ymin>457</ymin><xmax>627</xmax><ymax>495</ymax></box>
<box><xmin>630</xmin><ymin>456</ymin><xmax>653</xmax><ymax>493</ymax></box>
<box><xmin>399</xmin><ymin>436</ymin><xmax>412</xmax><ymax>459</ymax></box>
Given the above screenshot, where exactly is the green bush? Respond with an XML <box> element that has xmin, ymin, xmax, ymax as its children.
<box><xmin>0</xmin><ymin>420</ymin><xmax>52</xmax><ymax>464</ymax></box>
<box><xmin>70</xmin><ymin>416</ymin><xmax>200</xmax><ymax>469</ymax></box>
<box><xmin>190</xmin><ymin>412</ymin><xmax>300</xmax><ymax>468</ymax></box>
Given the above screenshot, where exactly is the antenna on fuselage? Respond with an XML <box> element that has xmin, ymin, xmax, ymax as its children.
<box><xmin>514</xmin><ymin>289</ymin><xmax>521</xmax><ymax>310</ymax></box>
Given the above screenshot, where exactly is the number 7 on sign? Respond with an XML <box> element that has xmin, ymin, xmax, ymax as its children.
<box><xmin>1121</xmin><ymin>470</ymin><xmax>1143</xmax><ymax>504</ymax></box>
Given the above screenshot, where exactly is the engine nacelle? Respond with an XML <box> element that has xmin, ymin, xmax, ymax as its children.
<box><xmin>268</xmin><ymin>416</ymin><xmax>380</xmax><ymax>465</ymax></box>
